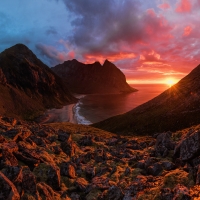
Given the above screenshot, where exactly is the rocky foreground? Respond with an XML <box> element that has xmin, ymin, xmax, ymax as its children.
<box><xmin>0</xmin><ymin>117</ymin><xmax>200</xmax><ymax>199</ymax></box>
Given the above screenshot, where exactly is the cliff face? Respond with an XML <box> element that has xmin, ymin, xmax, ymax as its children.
<box><xmin>94</xmin><ymin>64</ymin><xmax>200</xmax><ymax>135</ymax></box>
<box><xmin>52</xmin><ymin>59</ymin><xmax>137</xmax><ymax>94</ymax></box>
<box><xmin>0</xmin><ymin>44</ymin><xmax>76</xmax><ymax>119</ymax></box>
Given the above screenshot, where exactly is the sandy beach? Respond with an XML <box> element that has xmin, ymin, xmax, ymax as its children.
<box><xmin>39</xmin><ymin>103</ymin><xmax>77</xmax><ymax>124</ymax></box>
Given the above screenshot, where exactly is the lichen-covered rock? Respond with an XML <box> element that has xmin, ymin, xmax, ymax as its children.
<box><xmin>37</xmin><ymin>182</ymin><xmax>60</xmax><ymax>200</ymax></box>
<box><xmin>60</xmin><ymin>162</ymin><xmax>76</xmax><ymax>179</ymax></box>
<box><xmin>176</xmin><ymin>131</ymin><xmax>200</xmax><ymax>161</ymax></box>
<box><xmin>61</xmin><ymin>140</ymin><xmax>76</xmax><ymax>157</ymax></box>
<box><xmin>33</xmin><ymin>163</ymin><xmax>60</xmax><ymax>190</ymax></box>
<box><xmin>0</xmin><ymin>171</ymin><xmax>20</xmax><ymax>200</ymax></box>
<box><xmin>106</xmin><ymin>185</ymin><xmax>124</xmax><ymax>200</ymax></box>
<box><xmin>155</xmin><ymin>132</ymin><xmax>175</xmax><ymax>157</ymax></box>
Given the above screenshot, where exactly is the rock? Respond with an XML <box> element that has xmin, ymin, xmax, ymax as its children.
<box><xmin>124</xmin><ymin>175</ymin><xmax>147</xmax><ymax>197</ymax></box>
<box><xmin>61</xmin><ymin>140</ymin><xmax>76</xmax><ymax>157</ymax></box>
<box><xmin>1</xmin><ymin>148</ymin><xmax>18</xmax><ymax>167</ymax></box>
<box><xmin>92</xmin><ymin>176</ymin><xmax>110</xmax><ymax>190</ymax></box>
<box><xmin>60</xmin><ymin>162</ymin><xmax>76</xmax><ymax>178</ymax></box>
<box><xmin>106</xmin><ymin>186</ymin><xmax>124</xmax><ymax>200</ymax></box>
<box><xmin>21</xmin><ymin>166</ymin><xmax>40</xmax><ymax>199</ymax></box>
<box><xmin>176</xmin><ymin>131</ymin><xmax>200</xmax><ymax>161</ymax></box>
<box><xmin>147</xmin><ymin>162</ymin><xmax>163</xmax><ymax>176</ymax></box>
<box><xmin>161</xmin><ymin>161</ymin><xmax>176</xmax><ymax>171</ymax></box>
<box><xmin>85</xmin><ymin>166</ymin><xmax>96</xmax><ymax>179</ymax></box>
<box><xmin>70</xmin><ymin>192</ymin><xmax>80</xmax><ymax>200</ymax></box>
<box><xmin>75</xmin><ymin>177</ymin><xmax>88</xmax><ymax>192</ymax></box>
<box><xmin>160</xmin><ymin>188</ymin><xmax>174</xmax><ymax>200</ymax></box>
<box><xmin>33</xmin><ymin>163</ymin><xmax>60</xmax><ymax>190</ymax></box>
<box><xmin>58</xmin><ymin>130</ymin><xmax>71</xmax><ymax>142</ymax></box>
<box><xmin>28</xmin><ymin>135</ymin><xmax>46</xmax><ymax>147</ymax></box>
<box><xmin>1</xmin><ymin>166</ymin><xmax>23</xmax><ymax>194</ymax></box>
<box><xmin>155</xmin><ymin>132</ymin><xmax>175</xmax><ymax>157</ymax></box>
<box><xmin>37</xmin><ymin>182</ymin><xmax>59</xmax><ymax>200</ymax></box>
<box><xmin>52</xmin><ymin>145</ymin><xmax>62</xmax><ymax>154</ymax></box>
<box><xmin>2</xmin><ymin>129</ymin><xmax>21</xmax><ymax>140</ymax></box>
<box><xmin>124</xmin><ymin>167</ymin><xmax>131</xmax><ymax>176</ymax></box>
<box><xmin>0</xmin><ymin>135</ymin><xmax>6</xmax><ymax>143</ymax></box>
<box><xmin>0</xmin><ymin>171</ymin><xmax>20</xmax><ymax>200</ymax></box>
<box><xmin>173</xmin><ymin>184</ymin><xmax>191</xmax><ymax>199</ymax></box>
<box><xmin>78</xmin><ymin>135</ymin><xmax>94</xmax><ymax>146</ymax></box>
<box><xmin>14</xmin><ymin>151</ymin><xmax>40</xmax><ymax>168</ymax></box>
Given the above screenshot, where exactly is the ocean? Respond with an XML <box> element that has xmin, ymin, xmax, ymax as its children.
<box><xmin>40</xmin><ymin>84</ymin><xmax>169</xmax><ymax>125</ymax></box>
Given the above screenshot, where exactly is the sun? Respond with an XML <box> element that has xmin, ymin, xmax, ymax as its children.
<box><xmin>165</xmin><ymin>78</ymin><xmax>177</xmax><ymax>87</ymax></box>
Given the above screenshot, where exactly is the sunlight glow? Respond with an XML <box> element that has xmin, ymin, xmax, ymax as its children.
<box><xmin>165</xmin><ymin>78</ymin><xmax>177</xmax><ymax>87</ymax></box>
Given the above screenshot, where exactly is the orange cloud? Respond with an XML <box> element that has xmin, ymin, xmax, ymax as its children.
<box><xmin>83</xmin><ymin>52</ymin><xmax>136</xmax><ymax>64</ymax></box>
<box><xmin>176</xmin><ymin>0</ymin><xmax>191</xmax><ymax>13</ymax></box>
<box><xmin>183</xmin><ymin>26</ymin><xmax>192</xmax><ymax>36</ymax></box>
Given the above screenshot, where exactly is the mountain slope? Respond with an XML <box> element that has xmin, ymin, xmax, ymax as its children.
<box><xmin>0</xmin><ymin>44</ymin><xmax>76</xmax><ymax>119</ymax></box>
<box><xmin>52</xmin><ymin>59</ymin><xmax>137</xmax><ymax>94</ymax></box>
<box><xmin>93</xmin><ymin>64</ymin><xmax>200</xmax><ymax>135</ymax></box>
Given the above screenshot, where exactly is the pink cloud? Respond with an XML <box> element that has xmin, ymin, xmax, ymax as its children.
<box><xmin>176</xmin><ymin>0</ymin><xmax>191</xmax><ymax>13</ymax></box>
<box><xmin>183</xmin><ymin>26</ymin><xmax>192</xmax><ymax>36</ymax></box>
<box><xmin>158</xmin><ymin>3</ymin><xmax>171</xmax><ymax>10</ymax></box>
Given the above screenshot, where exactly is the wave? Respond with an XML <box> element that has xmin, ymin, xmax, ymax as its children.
<box><xmin>73</xmin><ymin>100</ymin><xmax>92</xmax><ymax>125</ymax></box>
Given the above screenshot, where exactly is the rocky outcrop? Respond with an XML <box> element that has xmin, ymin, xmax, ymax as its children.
<box><xmin>0</xmin><ymin>44</ymin><xmax>76</xmax><ymax>120</ymax></box>
<box><xmin>52</xmin><ymin>59</ymin><xmax>137</xmax><ymax>94</ymax></box>
<box><xmin>0</xmin><ymin>115</ymin><xmax>200</xmax><ymax>199</ymax></box>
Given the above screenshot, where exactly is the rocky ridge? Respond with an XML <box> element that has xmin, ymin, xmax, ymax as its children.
<box><xmin>0</xmin><ymin>44</ymin><xmax>76</xmax><ymax>120</ymax></box>
<box><xmin>52</xmin><ymin>59</ymin><xmax>137</xmax><ymax>94</ymax></box>
<box><xmin>1</xmin><ymin>116</ymin><xmax>200</xmax><ymax>199</ymax></box>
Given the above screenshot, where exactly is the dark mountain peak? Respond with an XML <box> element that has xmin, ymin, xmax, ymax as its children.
<box><xmin>52</xmin><ymin>59</ymin><xmax>137</xmax><ymax>94</ymax></box>
<box><xmin>71</xmin><ymin>58</ymin><xmax>79</xmax><ymax>63</ymax></box>
<box><xmin>103</xmin><ymin>59</ymin><xmax>112</xmax><ymax>66</ymax></box>
<box><xmin>0</xmin><ymin>44</ymin><xmax>76</xmax><ymax>119</ymax></box>
<box><xmin>3</xmin><ymin>43</ymin><xmax>33</xmax><ymax>56</ymax></box>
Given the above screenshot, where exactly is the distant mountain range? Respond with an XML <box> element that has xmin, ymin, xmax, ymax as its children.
<box><xmin>93</xmin><ymin>64</ymin><xmax>200</xmax><ymax>135</ymax></box>
<box><xmin>52</xmin><ymin>59</ymin><xmax>137</xmax><ymax>94</ymax></box>
<box><xmin>0</xmin><ymin>44</ymin><xmax>135</xmax><ymax>120</ymax></box>
<box><xmin>0</xmin><ymin>44</ymin><xmax>76</xmax><ymax>119</ymax></box>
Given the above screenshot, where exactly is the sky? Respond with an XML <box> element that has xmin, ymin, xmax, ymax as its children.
<box><xmin>0</xmin><ymin>0</ymin><xmax>200</xmax><ymax>84</ymax></box>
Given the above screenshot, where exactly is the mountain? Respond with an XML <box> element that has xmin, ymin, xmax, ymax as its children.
<box><xmin>93</xmin><ymin>64</ymin><xmax>200</xmax><ymax>135</ymax></box>
<box><xmin>52</xmin><ymin>59</ymin><xmax>137</xmax><ymax>94</ymax></box>
<box><xmin>0</xmin><ymin>44</ymin><xmax>76</xmax><ymax>120</ymax></box>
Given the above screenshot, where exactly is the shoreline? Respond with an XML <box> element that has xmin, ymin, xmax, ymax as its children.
<box><xmin>39</xmin><ymin>94</ymin><xmax>92</xmax><ymax>125</ymax></box>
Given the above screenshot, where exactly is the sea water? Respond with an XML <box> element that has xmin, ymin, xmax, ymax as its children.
<box><xmin>74</xmin><ymin>84</ymin><xmax>169</xmax><ymax>125</ymax></box>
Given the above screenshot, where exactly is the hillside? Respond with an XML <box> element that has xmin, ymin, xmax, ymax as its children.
<box><xmin>1</xmin><ymin>116</ymin><xmax>200</xmax><ymax>199</ymax></box>
<box><xmin>93</xmin><ymin>64</ymin><xmax>200</xmax><ymax>135</ymax></box>
<box><xmin>52</xmin><ymin>59</ymin><xmax>137</xmax><ymax>94</ymax></box>
<box><xmin>0</xmin><ymin>44</ymin><xmax>76</xmax><ymax>120</ymax></box>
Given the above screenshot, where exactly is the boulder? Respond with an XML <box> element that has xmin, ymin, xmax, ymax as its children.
<box><xmin>176</xmin><ymin>131</ymin><xmax>200</xmax><ymax>161</ymax></box>
<box><xmin>0</xmin><ymin>171</ymin><xmax>20</xmax><ymax>200</ymax></box>
<box><xmin>33</xmin><ymin>163</ymin><xmax>60</xmax><ymax>190</ymax></box>
<box><xmin>60</xmin><ymin>162</ymin><xmax>76</xmax><ymax>179</ymax></box>
<box><xmin>106</xmin><ymin>186</ymin><xmax>124</xmax><ymax>200</ymax></box>
<box><xmin>155</xmin><ymin>132</ymin><xmax>175</xmax><ymax>157</ymax></box>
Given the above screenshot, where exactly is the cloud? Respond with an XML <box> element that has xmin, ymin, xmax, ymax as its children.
<box><xmin>176</xmin><ymin>0</ymin><xmax>191</xmax><ymax>13</ymax></box>
<box><xmin>183</xmin><ymin>26</ymin><xmax>192</xmax><ymax>36</ymax></box>
<box><xmin>158</xmin><ymin>3</ymin><xmax>171</xmax><ymax>10</ymax></box>
<box><xmin>36</xmin><ymin>43</ymin><xmax>75</xmax><ymax>66</ymax></box>
<box><xmin>46</xmin><ymin>26</ymin><xmax>58</xmax><ymax>35</ymax></box>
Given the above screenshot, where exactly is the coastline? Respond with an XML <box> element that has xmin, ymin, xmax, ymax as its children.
<box><xmin>39</xmin><ymin>94</ymin><xmax>92</xmax><ymax>125</ymax></box>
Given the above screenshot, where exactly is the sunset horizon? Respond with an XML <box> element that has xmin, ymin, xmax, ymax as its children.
<box><xmin>1</xmin><ymin>0</ymin><xmax>200</xmax><ymax>84</ymax></box>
